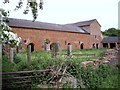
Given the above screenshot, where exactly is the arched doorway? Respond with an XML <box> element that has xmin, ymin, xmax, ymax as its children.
<box><xmin>96</xmin><ymin>43</ymin><xmax>99</xmax><ymax>49</ymax></box>
<box><xmin>80</xmin><ymin>43</ymin><xmax>84</xmax><ymax>49</ymax></box>
<box><xmin>92</xmin><ymin>43</ymin><xmax>95</xmax><ymax>48</ymax></box>
<box><xmin>50</xmin><ymin>42</ymin><xmax>60</xmax><ymax>52</ymax></box>
<box><xmin>28</xmin><ymin>43</ymin><xmax>34</xmax><ymax>52</ymax></box>
<box><xmin>50</xmin><ymin>42</ymin><xmax>60</xmax><ymax>58</ymax></box>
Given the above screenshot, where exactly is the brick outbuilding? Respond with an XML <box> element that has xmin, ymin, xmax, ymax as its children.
<box><xmin>8</xmin><ymin>18</ymin><xmax>103</xmax><ymax>51</ymax></box>
<box><xmin>102</xmin><ymin>36</ymin><xmax>120</xmax><ymax>49</ymax></box>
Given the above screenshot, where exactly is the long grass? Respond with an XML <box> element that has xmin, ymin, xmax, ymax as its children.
<box><xmin>2</xmin><ymin>48</ymin><xmax>119</xmax><ymax>88</ymax></box>
<box><xmin>61</xmin><ymin>48</ymin><xmax>108</xmax><ymax>62</ymax></box>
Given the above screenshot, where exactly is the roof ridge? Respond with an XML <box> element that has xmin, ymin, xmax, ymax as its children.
<box><xmin>8</xmin><ymin>18</ymin><xmax>89</xmax><ymax>34</ymax></box>
<box><xmin>74</xmin><ymin>19</ymin><xmax>96</xmax><ymax>24</ymax></box>
<box><xmin>9</xmin><ymin>18</ymin><xmax>63</xmax><ymax>26</ymax></box>
<box><xmin>66</xmin><ymin>19</ymin><xmax>96</xmax><ymax>25</ymax></box>
<box><xmin>66</xmin><ymin>19</ymin><xmax>101</xmax><ymax>27</ymax></box>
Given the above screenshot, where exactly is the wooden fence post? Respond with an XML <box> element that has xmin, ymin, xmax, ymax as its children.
<box><xmin>0</xmin><ymin>44</ymin><xmax>2</xmax><ymax>90</ymax></box>
<box><xmin>10</xmin><ymin>48</ymin><xmax>14</xmax><ymax>63</ymax></box>
<box><xmin>67</xmin><ymin>44</ymin><xmax>72</xmax><ymax>56</ymax></box>
<box><xmin>0</xmin><ymin>44</ymin><xmax>2</xmax><ymax>61</ymax></box>
<box><xmin>27</xmin><ymin>45</ymin><xmax>31</xmax><ymax>64</ymax></box>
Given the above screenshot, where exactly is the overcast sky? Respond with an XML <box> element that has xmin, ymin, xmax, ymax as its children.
<box><xmin>0</xmin><ymin>0</ymin><xmax>119</xmax><ymax>31</ymax></box>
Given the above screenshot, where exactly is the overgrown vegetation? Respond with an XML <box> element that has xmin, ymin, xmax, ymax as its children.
<box><xmin>2</xmin><ymin>48</ymin><xmax>119</xmax><ymax>88</ymax></box>
<box><xmin>102</xmin><ymin>28</ymin><xmax>120</xmax><ymax>36</ymax></box>
<box><xmin>67</xmin><ymin>63</ymin><xmax>119</xmax><ymax>88</ymax></box>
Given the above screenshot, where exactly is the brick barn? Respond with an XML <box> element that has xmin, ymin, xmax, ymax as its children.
<box><xmin>8</xmin><ymin>18</ymin><xmax>103</xmax><ymax>51</ymax></box>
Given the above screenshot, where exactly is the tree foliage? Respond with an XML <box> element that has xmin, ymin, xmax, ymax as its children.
<box><xmin>102</xmin><ymin>28</ymin><xmax>120</xmax><ymax>36</ymax></box>
<box><xmin>0</xmin><ymin>9</ymin><xmax>21</xmax><ymax>47</ymax></box>
<box><xmin>3</xmin><ymin>0</ymin><xmax>43</xmax><ymax>21</ymax></box>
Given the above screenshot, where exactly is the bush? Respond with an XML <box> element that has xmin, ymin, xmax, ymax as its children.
<box><xmin>2</xmin><ymin>55</ymin><xmax>15</xmax><ymax>72</ymax></box>
<box><xmin>14</xmin><ymin>61</ymin><xmax>31</xmax><ymax>71</ymax></box>
<box><xmin>13</xmin><ymin>53</ymin><xmax>22</xmax><ymax>64</ymax></box>
<box><xmin>67</xmin><ymin>62</ymin><xmax>118</xmax><ymax>89</ymax></box>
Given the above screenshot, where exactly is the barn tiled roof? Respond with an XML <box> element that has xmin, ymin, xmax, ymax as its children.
<box><xmin>102</xmin><ymin>36</ymin><xmax>120</xmax><ymax>43</ymax></box>
<box><xmin>66</xmin><ymin>19</ymin><xmax>101</xmax><ymax>27</ymax></box>
<box><xmin>8</xmin><ymin>18</ymin><xmax>89</xmax><ymax>34</ymax></box>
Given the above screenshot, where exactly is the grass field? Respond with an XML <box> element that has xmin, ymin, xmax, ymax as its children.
<box><xmin>2</xmin><ymin>48</ymin><xmax>109</xmax><ymax>71</ymax></box>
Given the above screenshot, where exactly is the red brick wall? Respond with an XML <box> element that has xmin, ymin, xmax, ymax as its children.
<box><xmin>12</xmin><ymin>27</ymin><xmax>92</xmax><ymax>51</ymax></box>
<box><xmin>90</xmin><ymin>20</ymin><xmax>103</xmax><ymax>48</ymax></box>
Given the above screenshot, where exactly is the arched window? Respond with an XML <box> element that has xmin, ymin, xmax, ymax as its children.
<box><xmin>68</xmin><ymin>43</ymin><xmax>71</xmax><ymax>45</ymax></box>
<box><xmin>50</xmin><ymin>42</ymin><xmax>60</xmax><ymax>52</ymax></box>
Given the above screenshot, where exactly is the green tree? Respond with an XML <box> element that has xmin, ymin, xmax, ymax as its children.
<box><xmin>0</xmin><ymin>0</ymin><xmax>44</xmax><ymax>43</ymax></box>
<box><xmin>0</xmin><ymin>9</ymin><xmax>21</xmax><ymax>47</ymax></box>
<box><xmin>102</xmin><ymin>28</ymin><xmax>120</xmax><ymax>36</ymax></box>
<box><xmin>1</xmin><ymin>0</ymin><xmax>44</xmax><ymax>44</ymax></box>
<box><xmin>3</xmin><ymin>0</ymin><xmax>43</xmax><ymax>21</ymax></box>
